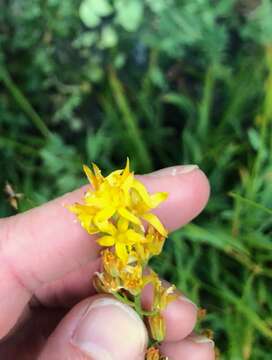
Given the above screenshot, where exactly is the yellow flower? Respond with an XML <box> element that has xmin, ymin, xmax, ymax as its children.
<box><xmin>93</xmin><ymin>271</ymin><xmax>121</xmax><ymax>294</ymax></box>
<box><xmin>97</xmin><ymin>217</ymin><xmax>144</xmax><ymax>263</ymax></box>
<box><xmin>145</xmin><ymin>347</ymin><xmax>160</xmax><ymax>360</ymax></box>
<box><xmin>120</xmin><ymin>263</ymin><xmax>143</xmax><ymax>296</ymax></box>
<box><xmin>145</xmin><ymin>347</ymin><xmax>169</xmax><ymax>360</ymax></box>
<box><xmin>148</xmin><ymin>312</ymin><xmax>166</xmax><ymax>342</ymax></box>
<box><xmin>70</xmin><ymin>159</ymin><xmax>135</xmax><ymax>234</ymax></box>
<box><xmin>68</xmin><ymin>203</ymin><xmax>99</xmax><ymax>234</ymax></box>
<box><xmin>135</xmin><ymin>226</ymin><xmax>166</xmax><ymax>263</ymax></box>
<box><xmin>129</xmin><ymin>179</ymin><xmax>168</xmax><ymax>236</ymax></box>
<box><xmin>93</xmin><ymin>249</ymin><xmax>123</xmax><ymax>294</ymax></box>
<box><xmin>152</xmin><ymin>279</ymin><xmax>178</xmax><ymax>312</ymax></box>
<box><xmin>148</xmin><ymin>278</ymin><xmax>178</xmax><ymax>342</ymax></box>
<box><xmin>95</xmin><ymin>249</ymin><xmax>145</xmax><ymax>295</ymax></box>
<box><xmin>69</xmin><ymin>159</ymin><xmax>181</xmax><ymax>346</ymax></box>
<box><xmin>100</xmin><ymin>248</ymin><xmax>123</xmax><ymax>277</ymax></box>
<box><xmin>69</xmin><ymin>159</ymin><xmax>168</xmax><ymax>237</ymax></box>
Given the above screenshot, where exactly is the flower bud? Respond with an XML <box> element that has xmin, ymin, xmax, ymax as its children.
<box><xmin>145</xmin><ymin>346</ymin><xmax>160</xmax><ymax>360</ymax></box>
<box><xmin>148</xmin><ymin>313</ymin><xmax>166</xmax><ymax>342</ymax></box>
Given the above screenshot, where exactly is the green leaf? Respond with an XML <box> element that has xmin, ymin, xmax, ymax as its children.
<box><xmin>162</xmin><ymin>92</ymin><xmax>194</xmax><ymax>114</ymax></box>
<box><xmin>114</xmin><ymin>53</ymin><xmax>126</xmax><ymax>68</ymax></box>
<box><xmin>100</xmin><ymin>26</ymin><xmax>118</xmax><ymax>48</ymax></box>
<box><xmin>115</xmin><ymin>0</ymin><xmax>143</xmax><ymax>32</ymax></box>
<box><xmin>248</xmin><ymin>128</ymin><xmax>261</xmax><ymax>151</ymax></box>
<box><xmin>79</xmin><ymin>0</ymin><xmax>113</xmax><ymax>28</ymax></box>
<box><xmin>79</xmin><ymin>2</ymin><xmax>100</xmax><ymax>27</ymax></box>
<box><xmin>73</xmin><ymin>32</ymin><xmax>98</xmax><ymax>48</ymax></box>
<box><xmin>146</xmin><ymin>0</ymin><xmax>167</xmax><ymax>13</ymax></box>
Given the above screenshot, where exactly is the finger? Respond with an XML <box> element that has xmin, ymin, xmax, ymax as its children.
<box><xmin>34</xmin><ymin>273</ymin><xmax>197</xmax><ymax>350</ymax></box>
<box><xmin>1</xmin><ymin>166</ymin><xmax>209</xmax><ymax>286</ymax></box>
<box><xmin>139</xmin><ymin>165</ymin><xmax>209</xmax><ymax>230</ymax></box>
<box><xmin>33</xmin><ymin>262</ymin><xmax>198</xmax><ymax>345</ymax></box>
<box><xmin>38</xmin><ymin>296</ymin><xmax>148</xmax><ymax>360</ymax></box>
<box><xmin>34</xmin><ymin>273</ymin><xmax>197</xmax><ymax>345</ymax></box>
<box><xmin>0</xmin><ymin>307</ymin><xmax>66</xmax><ymax>359</ymax></box>
<box><xmin>160</xmin><ymin>335</ymin><xmax>215</xmax><ymax>360</ymax></box>
<box><xmin>32</xmin><ymin>259</ymin><xmax>101</xmax><ymax>308</ymax></box>
<box><xmin>0</xmin><ymin>165</ymin><xmax>209</xmax><ymax>337</ymax></box>
<box><xmin>142</xmin><ymin>281</ymin><xmax>198</xmax><ymax>342</ymax></box>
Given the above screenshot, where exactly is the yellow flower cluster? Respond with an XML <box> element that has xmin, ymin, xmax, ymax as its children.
<box><xmin>70</xmin><ymin>159</ymin><xmax>167</xmax><ymax>264</ymax></box>
<box><xmin>69</xmin><ymin>159</ymin><xmax>178</xmax><ymax>358</ymax></box>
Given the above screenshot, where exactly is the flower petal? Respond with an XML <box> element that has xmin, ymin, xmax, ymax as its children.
<box><xmin>116</xmin><ymin>243</ymin><xmax>128</xmax><ymax>263</ymax></box>
<box><xmin>122</xmin><ymin>157</ymin><xmax>131</xmax><ymax>179</ymax></box>
<box><xmin>85</xmin><ymin>195</ymin><xmax>108</xmax><ymax>208</ymax></box>
<box><xmin>87</xmin><ymin>225</ymin><xmax>100</xmax><ymax>235</ymax></box>
<box><xmin>117</xmin><ymin>217</ymin><xmax>129</xmax><ymax>232</ymax></box>
<box><xmin>118</xmin><ymin>207</ymin><xmax>141</xmax><ymax>225</ymax></box>
<box><xmin>69</xmin><ymin>203</ymin><xmax>96</xmax><ymax>215</ymax></box>
<box><xmin>150</xmin><ymin>192</ymin><xmax>168</xmax><ymax>208</ymax></box>
<box><xmin>125</xmin><ymin>229</ymin><xmax>144</xmax><ymax>244</ymax></box>
<box><xmin>141</xmin><ymin>213</ymin><xmax>168</xmax><ymax>237</ymax></box>
<box><xmin>106</xmin><ymin>170</ymin><xmax>122</xmax><ymax>184</ymax></box>
<box><xmin>97</xmin><ymin>221</ymin><xmax>116</xmax><ymax>235</ymax></box>
<box><xmin>83</xmin><ymin>165</ymin><xmax>98</xmax><ymax>190</ymax></box>
<box><xmin>68</xmin><ymin>204</ymin><xmax>98</xmax><ymax>233</ymax></box>
<box><xmin>97</xmin><ymin>236</ymin><xmax>115</xmax><ymax>247</ymax></box>
<box><xmin>94</xmin><ymin>206</ymin><xmax>115</xmax><ymax>224</ymax></box>
<box><xmin>132</xmin><ymin>179</ymin><xmax>153</xmax><ymax>207</ymax></box>
<box><xmin>92</xmin><ymin>162</ymin><xmax>104</xmax><ymax>185</ymax></box>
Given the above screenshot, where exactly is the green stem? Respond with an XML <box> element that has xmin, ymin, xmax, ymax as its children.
<box><xmin>229</xmin><ymin>192</ymin><xmax>272</xmax><ymax>216</ymax></box>
<box><xmin>202</xmin><ymin>283</ymin><xmax>272</xmax><ymax>340</ymax></box>
<box><xmin>0</xmin><ymin>64</ymin><xmax>51</xmax><ymax>138</ymax></box>
<box><xmin>113</xmin><ymin>292</ymin><xmax>135</xmax><ymax>307</ymax></box>
<box><xmin>108</xmin><ymin>67</ymin><xmax>152</xmax><ymax>172</ymax></box>
<box><xmin>141</xmin><ymin>309</ymin><xmax>158</xmax><ymax>317</ymax></box>
<box><xmin>198</xmin><ymin>65</ymin><xmax>215</xmax><ymax>139</ymax></box>
<box><xmin>0</xmin><ymin>136</ymin><xmax>39</xmax><ymax>155</ymax></box>
<box><xmin>134</xmin><ymin>294</ymin><xmax>143</xmax><ymax>319</ymax></box>
<box><xmin>113</xmin><ymin>292</ymin><xmax>158</xmax><ymax>317</ymax></box>
<box><xmin>248</xmin><ymin>46</ymin><xmax>272</xmax><ymax>199</ymax></box>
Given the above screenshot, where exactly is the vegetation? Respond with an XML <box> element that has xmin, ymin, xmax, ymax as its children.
<box><xmin>1</xmin><ymin>1</ymin><xmax>272</xmax><ymax>358</ymax></box>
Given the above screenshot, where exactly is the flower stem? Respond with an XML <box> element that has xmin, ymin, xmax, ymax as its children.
<box><xmin>134</xmin><ymin>294</ymin><xmax>143</xmax><ymax>319</ymax></box>
<box><xmin>0</xmin><ymin>64</ymin><xmax>51</xmax><ymax>138</ymax></box>
<box><xmin>113</xmin><ymin>292</ymin><xmax>135</xmax><ymax>307</ymax></box>
<box><xmin>108</xmin><ymin>67</ymin><xmax>153</xmax><ymax>172</ymax></box>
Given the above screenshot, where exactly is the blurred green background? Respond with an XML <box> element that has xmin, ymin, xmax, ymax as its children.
<box><xmin>1</xmin><ymin>0</ymin><xmax>272</xmax><ymax>358</ymax></box>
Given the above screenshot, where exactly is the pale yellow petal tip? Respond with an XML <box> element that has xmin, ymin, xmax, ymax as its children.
<box><xmin>161</xmin><ymin>227</ymin><xmax>168</xmax><ymax>238</ymax></box>
<box><xmin>125</xmin><ymin>157</ymin><xmax>130</xmax><ymax>168</ymax></box>
<box><xmin>155</xmin><ymin>225</ymin><xmax>168</xmax><ymax>238</ymax></box>
<box><xmin>121</xmin><ymin>157</ymin><xmax>132</xmax><ymax>178</ymax></box>
<box><xmin>82</xmin><ymin>164</ymin><xmax>96</xmax><ymax>186</ymax></box>
<box><xmin>92</xmin><ymin>162</ymin><xmax>102</xmax><ymax>174</ymax></box>
<box><xmin>82</xmin><ymin>164</ymin><xmax>92</xmax><ymax>178</ymax></box>
<box><xmin>83</xmin><ymin>164</ymin><xmax>91</xmax><ymax>172</ymax></box>
<box><xmin>141</xmin><ymin>213</ymin><xmax>168</xmax><ymax>237</ymax></box>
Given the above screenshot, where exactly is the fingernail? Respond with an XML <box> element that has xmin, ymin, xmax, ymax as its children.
<box><xmin>179</xmin><ymin>295</ymin><xmax>198</xmax><ymax>310</ymax></box>
<box><xmin>191</xmin><ymin>335</ymin><xmax>215</xmax><ymax>347</ymax></box>
<box><xmin>147</xmin><ymin>165</ymin><xmax>199</xmax><ymax>177</ymax></box>
<box><xmin>71</xmin><ymin>298</ymin><xmax>147</xmax><ymax>360</ymax></box>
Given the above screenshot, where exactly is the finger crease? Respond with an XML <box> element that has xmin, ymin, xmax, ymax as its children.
<box><xmin>1</xmin><ymin>254</ymin><xmax>35</xmax><ymax>297</ymax></box>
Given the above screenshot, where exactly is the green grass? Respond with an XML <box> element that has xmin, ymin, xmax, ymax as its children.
<box><xmin>1</xmin><ymin>1</ymin><xmax>272</xmax><ymax>358</ymax></box>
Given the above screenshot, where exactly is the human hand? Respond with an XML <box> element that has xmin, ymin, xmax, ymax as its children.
<box><xmin>0</xmin><ymin>165</ymin><xmax>214</xmax><ymax>359</ymax></box>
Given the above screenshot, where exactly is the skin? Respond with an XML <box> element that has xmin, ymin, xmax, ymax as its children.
<box><xmin>0</xmin><ymin>165</ymin><xmax>215</xmax><ymax>359</ymax></box>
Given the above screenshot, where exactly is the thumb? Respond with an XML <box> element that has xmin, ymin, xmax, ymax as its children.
<box><xmin>39</xmin><ymin>296</ymin><xmax>148</xmax><ymax>360</ymax></box>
